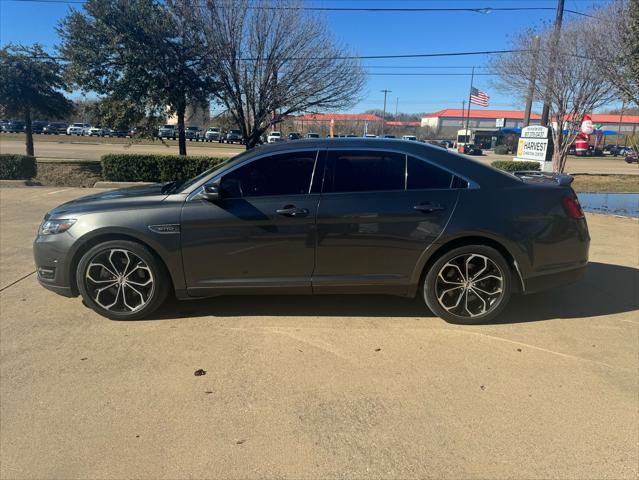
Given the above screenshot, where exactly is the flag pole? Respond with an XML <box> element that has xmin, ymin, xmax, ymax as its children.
<box><xmin>465</xmin><ymin>67</ymin><xmax>475</xmax><ymax>144</ymax></box>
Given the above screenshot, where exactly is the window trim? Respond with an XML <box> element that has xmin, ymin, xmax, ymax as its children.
<box><xmin>321</xmin><ymin>147</ymin><xmax>478</xmax><ymax>195</ymax></box>
<box><xmin>187</xmin><ymin>148</ymin><xmax>321</xmax><ymax>202</ymax></box>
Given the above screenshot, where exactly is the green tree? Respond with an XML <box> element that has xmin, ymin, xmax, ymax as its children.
<box><xmin>0</xmin><ymin>44</ymin><xmax>73</xmax><ymax>156</ymax></box>
<box><xmin>58</xmin><ymin>0</ymin><xmax>216</xmax><ymax>155</ymax></box>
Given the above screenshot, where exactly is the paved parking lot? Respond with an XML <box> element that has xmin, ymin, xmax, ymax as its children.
<box><xmin>1</xmin><ymin>186</ymin><xmax>638</xmax><ymax>479</ymax></box>
<box><xmin>0</xmin><ymin>138</ymin><xmax>244</xmax><ymax>160</ymax></box>
<box><xmin>1</xmin><ymin>137</ymin><xmax>638</xmax><ymax>175</ymax></box>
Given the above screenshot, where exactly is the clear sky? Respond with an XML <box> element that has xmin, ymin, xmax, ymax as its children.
<box><xmin>0</xmin><ymin>0</ymin><xmax>612</xmax><ymax>115</ymax></box>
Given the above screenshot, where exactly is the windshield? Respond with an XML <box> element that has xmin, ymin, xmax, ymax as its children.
<box><xmin>230</xmin><ymin>129</ymin><xmax>241</xmax><ymax>134</ymax></box>
<box><xmin>162</xmin><ymin>125</ymin><xmax>173</xmax><ymax>128</ymax></box>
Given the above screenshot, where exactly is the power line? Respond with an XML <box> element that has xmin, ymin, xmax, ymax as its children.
<box><xmin>364</xmin><ymin>65</ymin><xmax>491</xmax><ymax>69</ymax></box>
<box><xmin>23</xmin><ymin>48</ymin><xmax>528</xmax><ymax>61</ymax></box>
<box><xmin>0</xmin><ymin>0</ymin><xmax>594</xmax><ymax>16</ymax></box>
<box><xmin>368</xmin><ymin>72</ymin><xmax>496</xmax><ymax>76</ymax></box>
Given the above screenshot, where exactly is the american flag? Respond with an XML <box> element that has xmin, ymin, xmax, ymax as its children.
<box><xmin>470</xmin><ymin>87</ymin><xmax>489</xmax><ymax>107</ymax></box>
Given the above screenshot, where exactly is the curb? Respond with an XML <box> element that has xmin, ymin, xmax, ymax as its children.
<box><xmin>93</xmin><ymin>181</ymin><xmax>155</xmax><ymax>188</ymax></box>
<box><xmin>0</xmin><ymin>179</ymin><xmax>41</xmax><ymax>187</ymax></box>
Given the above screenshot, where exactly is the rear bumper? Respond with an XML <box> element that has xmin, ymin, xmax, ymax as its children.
<box><xmin>522</xmin><ymin>262</ymin><xmax>588</xmax><ymax>294</ymax></box>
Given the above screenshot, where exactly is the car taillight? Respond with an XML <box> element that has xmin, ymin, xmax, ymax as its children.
<box><xmin>562</xmin><ymin>196</ymin><xmax>584</xmax><ymax>219</ymax></box>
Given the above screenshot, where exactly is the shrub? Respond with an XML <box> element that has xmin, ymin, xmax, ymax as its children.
<box><xmin>491</xmin><ymin>160</ymin><xmax>540</xmax><ymax>172</ymax></box>
<box><xmin>101</xmin><ymin>154</ymin><xmax>228</xmax><ymax>182</ymax></box>
<box><xmin>0</xmin><ymin>154</ymin><xmax>37</xmax><ymax>180</ymax></box>
<box><xmin>493</xmin><ymin>144</ymin><xmax>510</xmax><ymax>155</ymax></box>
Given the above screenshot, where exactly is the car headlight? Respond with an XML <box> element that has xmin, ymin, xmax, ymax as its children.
<box><xmin>39</xmin><ymin>218</ymin><xmax>76</xmax><ymax>235</ymax></box>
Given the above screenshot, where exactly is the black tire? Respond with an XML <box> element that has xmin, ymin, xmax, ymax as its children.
<box><xmin>423</xmin><ymin>245</ymin><xmax>512</xmax><ymax>325</ymax></box>
<box><xmin>76</xmin><ymin>240</ymin><xmax>169</xmax><ymax>320</ymax></box>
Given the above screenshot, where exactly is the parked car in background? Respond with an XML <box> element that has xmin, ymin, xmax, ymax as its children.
<box><xmin>33</xmin><ymin>138</ymin><xmax>590</xmax><ymax>325</ymax></box>
<box><xmin>402</xmin><ymin>135</ymin><xmax>417</xmax><ymax>141</ymax></box>
<box><xmin>226</xmin><ymin>129</ymin><xmax>243</xmax><ymax>144</ymax></box>
<box><xmin>267</xmin><ymin>131</ymin><xmax>283</xmax><ymax>143</ymax></box>
<box><xmin>616</xmin><ymin>146</ymin><xmax>634</xmax><ymax>156</ymax></box>
<box><xmin>86</xmin><ymin>126</ymin><xmax>106</xmax><ymax>137</ymax></box>
<box><xmin>185</xmin><ymin>126</ymin><xmax>202</xmax><ymax>141</ymax></box>
<box><xmin>4</xmin><ymin>120</ymin><xmax>26</xmax><ymax>133</ymax></box>
<box><xmin>31</xmin><ymin>121</ymin><xmax>48</xmax><ymax>133</ymax></box>
<box><xmin>204</xmin><ymin>127</ymin><xmax>222</xmax><ymax>142</ymax></box>
<box><xmin>439</xmin><ymin>140</ymin><xmax>454</xmax><ymax>148</ymax></box>
<box><xmin>158</xmin><ymin>124</ymin><xmax>177</xmax><ymax>139</ymax></box>
<box><xmin>462</xmin><ymin>144</ymin><xmax>483</xmax><ymax>156</ymax></box>
<box><xmin>67</xmin><ymin>123</ymin><xmax>90</xmax><ymax>135</ymax></box>
<box><xmin>305</xmin><ymin>133</ymin><xmax>320</xmax><ymax>138</ymax></box>
<box><xmin>42</xmin><ymin>122</ymin><xmax>68</xmax><ymax>135</ymax></box>
<box><xmin>383</xmin><ymin>134</ymin><xmax>396</xmax><ymax>139</ymax></box>
<box><xmin>288</xmin><ymin>132</ymin><xmax>301</xmax><ymax>141</ymax></box>
<box><xmin>107</xmin><ymin>128</ymin><xmax>129</xmax><ymax>138</ymax></box>
<box><xmin>364</xmin><ymin>134</ymin><xmax>377</xmax><ymax>138</ymax></box>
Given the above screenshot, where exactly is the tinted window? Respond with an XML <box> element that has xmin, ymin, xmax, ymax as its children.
<box><xmin>329</xmin><ymin>150</ymin><xmax>405</xmax><ymax>193</ymax></box>
<box><xmin>407</xmin><ymin>156</ymin><xmax>453</xmax><ymax>189</ymax></box>
<box><xmin>219</xmin><ymin>151</ymin><xmax>317</xmax><ymax>198</ymax></box>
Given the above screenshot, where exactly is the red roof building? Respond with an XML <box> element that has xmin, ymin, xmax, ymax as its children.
<box><xmin>296</xmin><ymin>113</ymin><xmax>382</xmax><ymax>122</ymax></box>
<box><xmin>421</xmin><ymin>108</ymin><xmax>638</xmax><ymax>137</ymax></box>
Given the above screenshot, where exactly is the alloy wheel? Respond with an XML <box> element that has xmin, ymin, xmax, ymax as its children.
<box><xmin>433</xmin><ymin>253</ymin><xmax>504</xmax><ymax>318</ymax></box>
<box><xmin>84</xmin><ymin>249</ymin><xmax>155</xmax><ymax>313</ymax></box>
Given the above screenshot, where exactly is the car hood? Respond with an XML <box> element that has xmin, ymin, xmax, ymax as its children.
<box><xmin>46</xmin><ymin>184</ymin><xmax>170</xmax><ymax>217</ymax></box>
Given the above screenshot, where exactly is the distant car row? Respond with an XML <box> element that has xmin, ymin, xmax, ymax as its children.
<box><xmin>0</xmin><ymin>121</ymin><xmax>133</xmax><ymax>137</ymax></box>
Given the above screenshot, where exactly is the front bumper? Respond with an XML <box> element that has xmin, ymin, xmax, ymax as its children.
<box><xmin>33</xmin><ymin>233</ymin><xmax>77</xmax><ymax>298</ymax></box>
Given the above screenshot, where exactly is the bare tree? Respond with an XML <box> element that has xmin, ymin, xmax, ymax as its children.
<box><xmin>493</xmin><ymin>20</ymin><xmax>618</xmax><ymax>172</ymax></box>
<box><xmin>589</xmin><ymin>0</ymin><xmax>639</xmax><ymax>107</ymax></box>
<box><xmin>197</xmin><ymin>0</ymin><xmax>365</xmax><ymax>149</ymax></box>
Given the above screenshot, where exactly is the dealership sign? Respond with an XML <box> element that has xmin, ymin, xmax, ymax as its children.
<box><xmin>514</xmin><ymin>125</ymin><xmax>554</xmax><ymax>171</ymax></box>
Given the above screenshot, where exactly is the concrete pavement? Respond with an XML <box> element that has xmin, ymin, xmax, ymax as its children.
<box><xmin>1</xmin><ymin>187</ymin><xmax>638</xmax><ymax>479</ymax></box>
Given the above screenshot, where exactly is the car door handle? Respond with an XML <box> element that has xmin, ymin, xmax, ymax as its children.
<box><xmin>413</xmin><ymin>202</ymin><xmax>445</xmax><ymax>213</ymax></box>
<box><xmin>276</xmin><ymin>206</ymin><xmax>309</xmax><ymax>217</ymax></box>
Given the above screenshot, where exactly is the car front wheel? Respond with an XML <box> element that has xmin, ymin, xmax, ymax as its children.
<box><xmin>76</xmin><ymin>240</ymin><xmax>169</xmax><ymax>320</ymax></box>
<box><xmin>423</xmin><ymin>245</ymin><xmax>512</xmax><ymax>324</ymax></box>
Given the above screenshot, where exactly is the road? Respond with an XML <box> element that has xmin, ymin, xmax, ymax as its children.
<box><xmin>0</xmin><ymin>138</ymin><xmax>244</xmax><ymax>160</ymax></box>
<box><xmin>1</xmin><ymin>137</ymin><xmax>638</xmax><ymax>174</ymax></box>
<box><xmin>1</xmin><ymin>186</ymin><xmax>638</xmax><ymax>479</ymax></box>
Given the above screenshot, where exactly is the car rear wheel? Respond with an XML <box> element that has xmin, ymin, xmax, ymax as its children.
<box><xmin>423</xmin><ymin>245</ymin><xmax>512</xmax><ymax>324</ymax></box>
<box><xmin>76</xmin><ymin>240</ymin><xmax>169</xmax><ymax>320</ymax></box>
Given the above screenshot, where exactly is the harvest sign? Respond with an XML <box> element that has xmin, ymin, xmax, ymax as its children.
<box><xmin>514</xmin><ymin>126</ymin><xmax>554</xmax><ymax>171</ymax></box>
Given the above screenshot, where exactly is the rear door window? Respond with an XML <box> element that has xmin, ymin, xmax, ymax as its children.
<box><xmin>407</xmin><ymin>156</ymin><xmax>454</xmax><ymax>189</ymax></box>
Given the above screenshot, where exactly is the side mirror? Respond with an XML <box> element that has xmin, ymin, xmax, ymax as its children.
<box><xmin>200</xmin><ymin>183</ymin><xmax>221</xmax><ymax>202</ymax></box>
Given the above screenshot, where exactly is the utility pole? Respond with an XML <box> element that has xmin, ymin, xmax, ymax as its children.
<box><xmin>395</xmin><ymin>97</ymin><xmax>399</xmax><ymax>116</ymax></box>
<box><xmin>461</xmin><ymin>100</ymin><xmax>466</xmax><ymax>131</ymax></box>
<box><xmin>523</xmin><ymin>35</ymin><xmax>541</xmax><ymax>127</ymax></box>
<box><xmin>381</xmin><ymin>89</ymin><xmax>391</xmax><ymax>136</ymax></box>
<box><xmin>540</xmin><ymin>0</ymin><xmax>565</xmax><ymax>126</ymax></box>
<box><xmin>616</xmin><ymin>101</ymin><xmax>625</xmax><ymax>146</ymax></box>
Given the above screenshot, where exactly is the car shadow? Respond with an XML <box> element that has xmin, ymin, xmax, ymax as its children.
<box><xmin>146</xmin><ymin>262</ymin><xmax>638</xmax><ymax>324</ymax></box>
